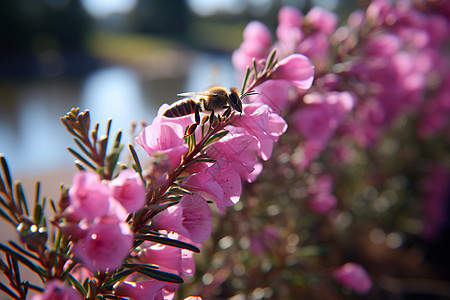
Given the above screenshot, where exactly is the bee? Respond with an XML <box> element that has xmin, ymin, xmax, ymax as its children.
<box><xmin>163</xmin><ymin>86</ymin><xmax>253</xmax><ymax>119</ymax></box>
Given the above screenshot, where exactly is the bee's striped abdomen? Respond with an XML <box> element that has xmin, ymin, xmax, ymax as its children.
<box><xmin>163</xmin><ymin>98</ymin><xmax>197</xmax><ymax>117</ymax></box>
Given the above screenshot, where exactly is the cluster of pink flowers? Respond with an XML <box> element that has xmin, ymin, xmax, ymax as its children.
<box><xmin>38</xmin><ymin>49</ymin><xmax>314</xmax><ymax>299</ymax></box>
<box><xmin>230</xmin><ymin>0</ymin><xmax>449</xmax><ymax>296</ymax></box>
<box><xmin>60</xmin><ymin>170</ymin><xmax>145</xmax><ymax>273</ymax></box>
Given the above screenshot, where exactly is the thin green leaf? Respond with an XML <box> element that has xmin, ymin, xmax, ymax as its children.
<box><xmin>104</xmin><ymin>268</ymin><xmax>136</xmax><ymax>286</ymax></box>
<box><xmin>106</xmin><ymin>144</ymin><xmax>124</xmax><ymax>178</ymax></box>
<box><xmin>23</xmin><ymin>281</ymin><xmax>44</xmax><ymax>293</ymax></box>
<box><xmin>34</xmin><ymin>182</ymin><xmax>40</xmax><ymax>206</ymax></box>
<box><xmin>0</xmin><ymin>207</ymin><xmax>17</xmax><ymax>226</ymax></box>
<box><xmin>67</xmin><ymin>273</ymin><xmax>87</xmax><ymax>297</ymax></box>
<box><xmin>74</xmin><ymin>138</ymin><xmax>95</xmax><ymax>160</ymax></box>
<box><xmin>74</xmin><ymin>161</ymin><xmax>86</xmax><ymax>171</ymax></box>
<box><xmin>0</xmin><ymin>281</ymin><xmax>19</xmax><ymax>299</ymax></box>
<box><xmin>8</xmin><ymin>241</ymin><xmax>39</xmax><ymax>262</ymax></box>
<box><xmin>128</xmin><ymin>145</ymin><xmax>142</xmax><ymax>174</ymax></box>
<box><xmin>11</xmin><ymin>256</ymin><xmax>21</xmax><ymax>291</ymax></box>
<box><xmin>67</xmin><ymin>147</ymin><xmax>97</xmax><ymax>170</ymax></box>
<box><xmin>252</xmin><ymin>58</ymin><xmax>258</xmax><ymax>81</ymax></box>
<box><xmin>98</xmin><ymin>135</ymin><xmax>109</xmax><ymax>163</ymax></box>
<box><xmin>106</xmin><ymin>119</ymin><xmax>112</xmax><ymax>140</ymax></box>
<box><xmin>182</xmin><ymin>157</ymin><xmax>216</xmax><ymax>169</ymax></box>
<box><xmin>113</xmin><ymin>131</ymin><xmax>122</xmax><ymax>149</ymax></box>
<box><xmin>49</xmin><ymin>198</ymin><xmax>57</xmax><ymax>214</ymax></box>
<box><xmin>135</xmin><ymin>234</ymin><xmax>200</xmax><ymax>253</ymax></box>
<box><xmin>14</xmin><ymin>181</ymin><xmax>27</xmax><ymax>215</ymax></box>
<box><xmin>137</xmin><ymin>267</ymin><xmax>183</xmax><ymax>284</ymax></box>
<box><xmin>203</xmin><ymin>130</ymin><xmax>229</xmax><ymax>148</ymax></box>
<box><xmin>0</xmin><ymin>156</ymin><xmax>13</xmax><ymax>195</ymax></box>
<box><xmin>264</xmin><ymin>48</ymin><xmax>277</xmax><ymax>73</ymax></box>
<box><xmin>89</xmin><ymin>279</ymin><xmax>97</xmax><ymax>298</ymax></box>
<box><xmin>240</xmin><ymin>66</ymin><xmax>251</xmax><ymax>96</ymax></box>
<box><xmin>33</xmin><ymin>204</ymin><xmax>43</xmax><ymax>227</ymax></box>
<box><xmin>0</xmin><ymin>244</ymin><xmax>46</xmax><ymax>278</ymax></box>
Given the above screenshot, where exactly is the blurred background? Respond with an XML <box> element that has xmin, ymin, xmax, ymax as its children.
<box><xmin>0</xmin><ymin>0</ymin><xmax>358</xmax><ymax>187</ymax></box>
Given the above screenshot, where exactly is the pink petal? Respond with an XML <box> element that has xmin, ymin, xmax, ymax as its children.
<box><xmin>271</xmin><ymin>54</ymin><xmax>315</xmax><ymax>89</ymax></box>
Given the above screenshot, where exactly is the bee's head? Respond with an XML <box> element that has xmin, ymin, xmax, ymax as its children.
<box><xmin>228</xmin><ymin>89</ymin><xmax>243</xmax><ymax>113</ymax></box>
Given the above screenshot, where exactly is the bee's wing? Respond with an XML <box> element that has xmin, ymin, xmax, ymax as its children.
<box><xmin>177</xmin><ymin>91</ymin><xmax>216</xmax><ymax>97</ymax></box>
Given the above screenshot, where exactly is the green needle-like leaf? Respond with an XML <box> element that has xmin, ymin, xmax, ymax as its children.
<box><xmin>240</xmin><ymin>66</ymin><xmax>251</xmax><ymax>96</ymax></box>
<box><xmin>8</xmin><ymin>241</ymin><xmax>39</xmax><ymax>262</ymax></box>
<box><xmin>0</xmin><ymin>244</ymin><xmax>46</xmax><ymax>279</ymax></box>
<box><xmin>104</xmin><ymin>268</ymin><xmax>136</xmax><ymax>286</ymax></box>
<box><xmin>0</xmin><ymin>281</ymin><xmax>19</xmax><ymax>299</ymax></box>
<box><xmin>74</xmin><ymin>138</ymin><xmax>95</xmax><ymax>160</ymax></box>
<box><xmin>264</xmin><ymin>48</ymin><xmax>277</xmax><ymax>73</ymax></box>
<box><xmin>67</xmin><ymin>147</ymin><xmax>97</xmax><ymax>171</ymax></box>
<box><xmin>0</xmin><ymin>156</ymin><xmax>13</xmax><ymax>195</ymax></box>
<box><xmin>128</xmin><ymin>145</ymin><xmax>142</xmax><ymax>174</ymax></box>
<box><xmin>67</xmin><ymin>273</ymin><xmax>87</xmax><ymax>297</ymax></box>
<box><xmin>204</xmin><ymin>130</ymin><xmax>229</xmax><ymax>148</ymax></box>
<box><xmin>135</xmin><ymin>234</ymin><xmax>200</xmax><ymax>253</ymax></box>
<box><xmin>14</xmin><ymin>181</ymin><xmax>27</xmax><ymax>215</ymax></box>
<box><xmin>137</xmin><ymin>267</ymin><xmax>183</xmax><ymax>284</ymax></box>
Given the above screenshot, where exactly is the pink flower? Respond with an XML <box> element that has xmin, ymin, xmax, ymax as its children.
<box><xmin>251</xmin><ymin>80</ymin><xmax>291</xmax><ymax>114</ymax></box>
<box><xmin>333</xmin><ymin>263</ymin><xmax>372</xmax><ymax>294</ymax></box>
<box><xmin>183</xmin><ymin>159</ymin><xmax>241</xmax><ymax>212</ymax></box>
<box><xmin>109</xmin><ymin>169</ymin><xmax>146</xmax><ymax>213</ymax></box>
<box><xmin>31</xmin><ymin>280</ymin><xmax>81</xmax><ymax>300</ymax></box>
<box><xmin>306</xmin><ymin>193</ymin><xmax>337</xmax><ymax>214</ymax></box>
<box><xmin>205</xmin><ymin>133</ymin><xmax>259</xmax><ymax>182</ymax></box>
<box><xmin>276</xmin><ymin>6</ymin><xmax>303</xmax><ymax>53</ymax></box>
<box><xmin>306</xmin><ymin>175</ymin><xmax>337</xmax><ymax>214</ymax></box>
<box><xmin>292</xmin><ymin>91</ymin><xmax>354</xmax><ymax>146</ymax></box>
<box><xmin>68</xmin><ymin>171</ymin><xmax>110</xmax><ymax>219</ymax></box>
<box><xmin>232</xmin><ymin>21</ymin><xmax>272</xmax><ymax>71</ymax></box>
<box><xmin>72</xmin><ymin>217</ymin><xmax>133</xmax><ymax>273</ymax></box>
<box><xmin>270</xmin><ymin>54</ymin><xmax>315</xmax><ymax>90</ymax></box>
<box><xmin>305</xmin><ymin>6</ymin><xmax>338</xmax><ymax>35</ymax></box>
<box><xmin>292</xmin><ymin>103</ymin><xmax>334</xmax><ymax>146</ymax></box>
<box><xmin>136</xmin><ymin>105</ymin><xmax>190</xmax><ymax>172</ymax></box>
<box><xmin>114</xmin><ymin>279</ymin><xmax>175</xmax><ymax>300</ymax></box>
<box><xmin>139</xmin><ymin>242</ymin><xmax>195</xmax><ymax>277</ymax></box>
<box><xmin>151</xmin><ymin>194</ymin><xmax>212</xmax><ymax>243</ymax></box>
<box><xmin>230</xmin><ymin>104</ymin><xmax>288</xmax><ymax>161</ymax></box>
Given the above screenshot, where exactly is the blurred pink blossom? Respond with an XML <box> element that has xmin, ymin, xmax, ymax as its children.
<box><xmin>232</xmin><ymin>21</ymin><xmax>272</xmax><ymax>71</ymax></box>
<box><xmin>306</xmin><ymin>175</ymin><xmax>337</xmax><ymax>214</ymax></box>
<box><xmin>68</xmin><ymin>171</ymin><xmax>110</xmax><ymax>219</ymax></box>
<box><xmin>31</xmin><ymin>280</ymin><xmax>81</xmax><ymax>300</ymax></box>
<box><xmin>333</xmin><ymin>262</ymin><xmax>372</xmax><ymax>294</ymax></box>
<box><xmin>109</xmin><ymin>169</ymin><xmax>146</xmax><ymax>213</ymax></box>
<box><xmin>72</xmin><ymin>217</ymin><xmax>133</xmax><ymax>273</ymax></box>
<box><xmin>271</xmin><ymin>54</ymin><xmax>315</xmax><ymax>90</ymax></box>
<box><xmin>151</xmin><ymin>194</ymin><xmax>212</xmax><ymax>243</ymax></box>
<box><xmin>305</xmin><ymin>6</ymin><xmax>338</xmax><ymax>35</ymax></box>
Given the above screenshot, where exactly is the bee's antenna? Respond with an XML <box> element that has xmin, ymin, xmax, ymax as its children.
<box><xmin>241</xmin><ymin>90</ymin><xmax>258</xmax><ymax>99</ymax></box>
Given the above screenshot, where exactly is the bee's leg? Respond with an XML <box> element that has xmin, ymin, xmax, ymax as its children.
<box><xmin>209</xmin><ymin>110</ymin><xmax>215</xmax><ymax>125</ymax></box>
<box><xmin>222</xmin><ymin>106</ymin><xmax>232</xmax><ymax>119</ymax></box>
<box><xmin>194</xmin><ymin>105</ymin><xmax>200</xmax><ymax>124</ymax></box>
